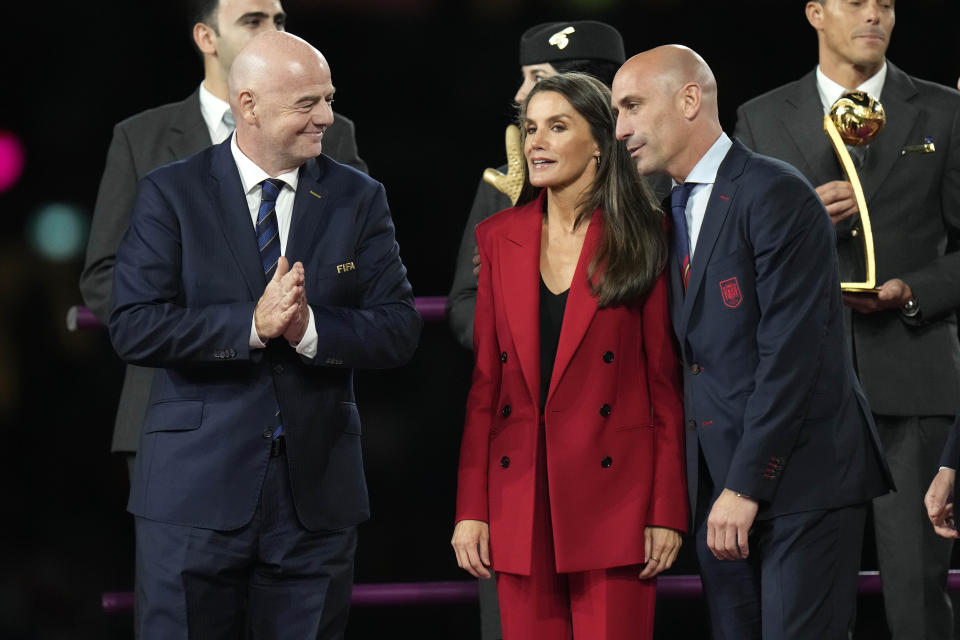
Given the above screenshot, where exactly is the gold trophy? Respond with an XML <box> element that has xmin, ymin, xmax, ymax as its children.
<box><xmin>482</xmin><ymin>125</ymin><xmax>525</xmax><ymax>205</ymax></box>
<box><xmin>823</xmin><ymin>91</ymin><xmax>885</xmax><ymax>292</ymax></box>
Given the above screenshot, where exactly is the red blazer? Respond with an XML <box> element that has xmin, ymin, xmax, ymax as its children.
<box><xmin>456</xmin><ymin>194</ymin><xmax>688</xmax><ymax>575</ymax></box>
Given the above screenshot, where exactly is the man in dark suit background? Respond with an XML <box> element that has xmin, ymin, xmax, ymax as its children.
<box><xmin>109</xmin><ymin>31</ymin><xmax>420</xmax><ymax>637</ymax></box>
<box><xmin>612</xmin><ymin>45</ymin><xmax>892</xmax><ymax>639</ymax></box>
<box><xmin>80</xmin><ymin>0</ymin><xmax>366</xmax><ymax>477</ymax></box>
<box><xmin>734</xmin><ymin>3</ymin><xmax>960</xmax><ymax>637</ymax></box>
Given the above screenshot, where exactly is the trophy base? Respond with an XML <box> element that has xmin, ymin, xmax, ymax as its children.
<box><xmin>841</xmin><ymin>285</ymin><xmax>880</xmax><ymax>294</ymax></box>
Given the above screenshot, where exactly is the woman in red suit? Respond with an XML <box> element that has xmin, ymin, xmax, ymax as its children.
<box><xmin>451</xmin><ymin>72</ymin><xmax>688</xmax><ymax>639</ymax></box>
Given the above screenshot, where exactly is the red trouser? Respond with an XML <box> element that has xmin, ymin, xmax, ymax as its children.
<box><xmin>495</xmin><ymin>428</ymin><xmax>656</xmax><ymax>639</ymax></box>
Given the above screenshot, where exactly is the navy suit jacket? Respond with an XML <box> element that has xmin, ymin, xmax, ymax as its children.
<box><xmin>109</xmin><ymin>139</ymin><xmax>421</xmax><ymax>531</ymax></box>
<box><xmin>670</xmin><ymin>139</ymin><xmax>892</xmax><ymax>520</ymax></box>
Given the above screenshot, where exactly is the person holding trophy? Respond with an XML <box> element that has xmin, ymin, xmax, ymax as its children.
<box><xmin>734</xmin><ymin>2</ymin><xmax>960</xmax><ymax>638</ymax></box>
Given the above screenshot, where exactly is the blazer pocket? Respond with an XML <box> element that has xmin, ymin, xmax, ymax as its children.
<box><xmin>143</xmin><ymin>399</ymin><xmax>203</xmax><ymax>433</ymax></box>
<box><xmin>615</xmin><ymin>424</ymin><xmax>654</xmax><ymax>433</ymax></box>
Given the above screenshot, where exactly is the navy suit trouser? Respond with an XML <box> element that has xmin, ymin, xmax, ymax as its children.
<box><xmin>135</xmin><ymin>450</ymin><xmax>357</xmax><ymax>639</ymax></box>
<box><xmin>694</xmin><ymin>476</ymin><xmax>866</xmax><ymax>640</ymax></box>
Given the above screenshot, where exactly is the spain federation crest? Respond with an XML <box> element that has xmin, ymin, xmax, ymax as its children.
<box><xmin>719</xmin><ymin>277</ymin><xmax>742</xmax><ymax>309</ymax></box>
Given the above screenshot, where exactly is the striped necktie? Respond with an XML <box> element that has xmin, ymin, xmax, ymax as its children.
<box><xmin>257</xmin><ymin>178</ymin><xmax>283</xmax><ymax>282</ymax></box>
<box><xmin>670</xmin><ymin>183</ymin><xmax>696</xmax><ymax>290</ymax></box>
<box><xmin>257</xmin><ymin>178</ymin><xmax>285</xmax><ymax>440</ymax></box>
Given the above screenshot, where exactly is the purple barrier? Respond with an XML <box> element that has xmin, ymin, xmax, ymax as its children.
<box><xmin>413</xmin><ymin>296</ymin><xmax>446</xmax><ymax>324</ymax></box>
<box><xmin>65</xmin><ymin>305</ymin><xmax>102</xmax><ymax>331</ymax></box>
<box><xmin>67</xmin><ymin>298</ymin><xmax>448</xmax><ymax>333</ymax></box>
<box><xmin>103</xmin><ymin>570</ymin><xmax>960</xmax><ymax>613</ymax></box>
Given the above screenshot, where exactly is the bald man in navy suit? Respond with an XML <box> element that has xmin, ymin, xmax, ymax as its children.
<box><xmin>109</xmin><ymin>32</ymin><xmax>419</xmax><ymax>638</ymax></box>
<box><xmin>612</xmin><ymin>45</ymin><xmax>892</xmax><ymax>640</ymax></box>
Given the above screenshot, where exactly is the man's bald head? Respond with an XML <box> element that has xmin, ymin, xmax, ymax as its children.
<box><xmin>611</xmin><ymin>45</ymin><xmax>723</xmax><ymax>182</ymax></box>
<box><xmin>228</xmin><ymin>31</ymin><xmax>329</xmax><ymax>107</ymax></box>
<box><xmin>228</xmin><ymin>31</ymin><xmax>336</xmax><ymax>176</ymax></box>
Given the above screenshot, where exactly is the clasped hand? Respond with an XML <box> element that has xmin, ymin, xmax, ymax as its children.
<box><xmin>254</xmin><ymin>256</ymin><xmax>309</xmax><ymax>344</ymax></box>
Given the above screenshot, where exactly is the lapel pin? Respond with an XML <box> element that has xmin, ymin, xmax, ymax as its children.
<box><xmin>336</xmin><ymin>261</ymin><xmax>356</xmax><ymax>274</ymax></box>
<box><xmin>309</xmin><ymin>190</ymin><xmax>323</xmax><ymax>199</ymax></box>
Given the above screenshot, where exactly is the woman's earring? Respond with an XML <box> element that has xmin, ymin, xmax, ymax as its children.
<box><xmin>595</xmin><ymin>155</ymin><xmax>601</xmax><ymax>167</ymax></box>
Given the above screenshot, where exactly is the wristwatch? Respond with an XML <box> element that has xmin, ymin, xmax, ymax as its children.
<box><xmin>902</xmin><ymin>297</ymin><xmax>920</xmax><ymax>318</ymax></box>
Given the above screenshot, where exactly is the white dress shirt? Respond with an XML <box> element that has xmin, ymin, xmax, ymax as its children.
<box><xmin>198</xmin><ymin>83</ymin><xmax>235</xmax><ymax>144</ymax></box>
<box><xmin>230</xmin><ymin>133</ymin><xmax>318</xmax><ymax>358</ymax></box>
<box><xmin>815</xmin><ymin>62</ymin><xmax>887</xmax><ymax>114</ymax></box>
<box><xmin>676</xmin><ymin>132</ymin><xmax>733</xmax><ymax>258</ymax></box>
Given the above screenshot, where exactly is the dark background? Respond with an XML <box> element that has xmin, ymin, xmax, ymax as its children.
<box><xmin>1</xmin><ymin>0</ymin><xmax>958</xmax><ymax>637</ymax></box>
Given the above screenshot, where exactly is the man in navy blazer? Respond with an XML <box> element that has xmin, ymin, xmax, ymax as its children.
<box><xmin>109</xmin><ymin>32</ymin><xmax>420</xmax><ymax>638</ymax></box>
<box><xmin>612</xmin><ymin>45</ymin><xmax>892</xmax><ymax>639</ymax></box>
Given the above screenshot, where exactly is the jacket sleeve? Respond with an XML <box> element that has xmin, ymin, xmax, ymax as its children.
<box><xmin>109</xmin><ymin>175</ymin><xmax>257</xmax><ymax>366</ymax></box>
<box><xmin>455</xmin><ymin>225</ymin><xmax>500</xmax><ymax>523</ymax></box>
<box><xmin>642</xmin><ymin>269</ymin><xmax>689</xmax><ymax>533</ymax></box>
<box><xmin>80</xmin><ymin>122</ymin><xmax>139</xmax><ymax>324</ymax></box>
<box><xmin>725</xmin><ymin>171</ymin><xmax>840</xmax><ymax>502</ymax></box>
<box><xmin>898</xmin><ymin>105</ymin><xmax>960</xmax><ymax>323</ymax></box>
<box><xmin>308</xmin><ymin>182</ymin><xmax>422</xmax><ymax>370</ymax></box>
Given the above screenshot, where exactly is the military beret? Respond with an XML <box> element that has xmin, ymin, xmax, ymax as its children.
<box><xmin>518</xmin><ymin>21</ymin><xmax>625</xmax><ymax>66</ymax></box>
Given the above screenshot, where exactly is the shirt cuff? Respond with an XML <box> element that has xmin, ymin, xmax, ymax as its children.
<box><xmin>293</xmin><ymin>307</ymin><xmax>318</xmax><ymax>359</ymax></box>
<box><xmin>250</xmin><ymin>314</ymin><xmax>267</xmax><ymax>349</ymax></box>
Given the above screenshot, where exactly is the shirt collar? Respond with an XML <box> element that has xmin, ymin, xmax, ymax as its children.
<box><xmin>678</xmin><ymin>132</ymin><xmax>732</xmax><ymax>188</ymax></box>
<box><xmin>815</xmin><ymin>62</ymin><xmax>887</xmax><ymax>114</ymax></box>
<box><xmin>230</xmin><ymin>133</ymin><xmax>300</xmax><ymax>196</ymax></box>
<box><xmin>198</xmin><ymin>83</ymin><xmax>232</xmax><ymax>132</ymax></box>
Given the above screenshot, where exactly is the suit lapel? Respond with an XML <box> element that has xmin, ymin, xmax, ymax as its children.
<box><xmin>860</xmin><ymin>63</ymin><xmax>919</xmax><ymax>203</ymax></box>
<box><xmin>168</xmin><ymin>89</ymin><xmax>213</xmax><ymax>160</ymax></box>
<box><xmin>547</xmin><ymin>210</ymin><xmax>602</xmax><ymax>403</ymax></box>
<box><xmin>499</xmin><ymin>201</ymin><xmax>543</xmax><ymax>409</ymax></box>
<box><xmin>678</xmin><ymin>143</ymin><xmax>745</xmax><ymax>339</ymax></box>
<box><xmin>208</xmin><ymin>140</ymin><xmax>265</xmax><ymax>300</ymax></box>
<box><xmin>285</xmin><ymin>157</ymin><xmax>329</xmax><ymax>263</ymax></box>
<box><xmin>780</xmin><ymin>71</ymin><xmax>840</xmax><ymax>187</ymax></box>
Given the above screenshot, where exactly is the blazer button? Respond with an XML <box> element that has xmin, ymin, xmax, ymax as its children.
<box><xmin>603</xmin><ymin>351</ymin><xmax>614</xmax><ymax>363</ymax></box>
<box><xmin>601</xmin><ymin>456</ymin><xmax>613</xmax><ymax>468</ymax></box>
<box><xmin>688</xmin><ymin>420</ymin><xmax>697</xmax><ymax>430</ymax></box>
<box><xmin>501</xmin><ymin>404</ymin><xmax>512</xmax><ymax>418</ymax></box>
<box><xmin>500</xmin><ymin>352</ymin><xmax>508</xmax><ymax>363</ymax></box>
<box><xmin>273</xmin><ymin>364</ymin><xmax>284</xmax><ymax>374</ymax></box>
<box><xmin>690</xmin><ymin>363</ymin><xmax>701</xmax><ymax>375</ymax></box>
<box><xmin>500</xmin><ymin>456</ymin><xmax>510</xmax><ymax>468</ymax></box>
<box><xmin>600</xmin><ymin>403</ymin><xmax>612</xmax><ymax>417</ymax></box>
<box><xmin>262</xmin><ymin>429</ymin><xmax>273</xmax><ymax>439</ymax></box>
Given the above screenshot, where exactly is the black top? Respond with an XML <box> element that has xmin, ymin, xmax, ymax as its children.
<box><xmin>539</xmin><ymin>275</ymin><xmax>569</xmax><ymax>411</ymax></box>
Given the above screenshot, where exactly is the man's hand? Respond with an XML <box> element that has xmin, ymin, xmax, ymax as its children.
<box><xmin>843</xmin><ymin>278</ymin><xmax>913</xmax><ymax>314</ymax></box>
<box><xmin>925</xmin><ymin>467</ymin><xmax>959</xmax><ymax>539</ymax></box>
<box><xmin>471</xmin><ymin>245</ymin><xmax>481</xmax><ymax>279</ymax></box>
<box><xmin>638</xmin><ymin>526</ymin><xmax>682</xmax><ymax>579</ymax></box>
<box><xmin>707</xmin><ymin>488</ymin><xmax>759</xmax><ymax>560</ymax></box>
<box><xmin>451</xmin><ymin>519</ymin><xmax>491</xmax><ymax>578</ymax></box>
<box><xmin>281</xmin><ymin>261</ymin><xmax>309</xmax><ymax>344</ymax></box>
<box><xmin>815</xmin><ymin>180</ymin><xmax>859</xmax><ymax>225</ymax></box>
<box><xmin>254</xmin><ymin>257</ymin><xmax>302</xmax><ymax>341</ymax></box>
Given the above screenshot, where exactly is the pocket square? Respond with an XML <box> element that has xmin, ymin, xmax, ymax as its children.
<box><xmin>900</xmin><ymin>136</ymin><xmax>936</xmax><ymax>155</ymax></box>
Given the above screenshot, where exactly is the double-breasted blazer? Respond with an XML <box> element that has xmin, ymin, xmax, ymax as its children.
<box><xmin>455</xmin><ymin>193</ymin><xmax>688</xmax><ymax>575</ymax></box>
